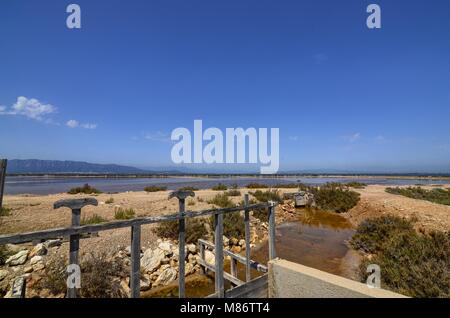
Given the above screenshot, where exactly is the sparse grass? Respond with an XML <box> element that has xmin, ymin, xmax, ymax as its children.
<box><xmin>225</xmin><ymin>189</ymin><xmax>241</xmax><ymax>197</ymax></box>
<box><xmin>144</xmin><ymin>185</ymin><xmax>167</xmax><ymax>192</ymax></box>
<box><xmin>114</xmin><ymin>207</ymin><xmax>135</xmax><ymax>220</ymax></box>
<box><xmin>105</xmin><ymin>197</ymin><xmax>114</xmax><ymax>204</ymax></box>
<box><xmin>310</xmin><ymin>183</ymin><xmax>360</xmax><ymax>213</ymax></box>
<box><xmin>153</xmin><ymin>218</ymin><xmax>209</xmax><ymax>244</ymax></box>
<box><xmin>351</xmin><ymin>216</ymin><xmax>450</xmax><ymax>298</ymax></box>
<box><xmin>187</xmin><ymin>199</ymin><xmax>196</xmax><ymax>206</ymax></box>
<box><xmin>0</xmin><ymin>245</ymin><xmax>12</xmax><ymax>265</ymax></box>
<box><xmin>0</xmin><ymin>206</ymin><xmax>11</xmax><ymax>216</ymax></box>
<box><xmin>250</xmin><ymin>190</ymin><xmax>283</xmax><ymax>203</ymax></box>
<box><xmin>386</xmin><ymin>186</ymin><xmax>450</xmax><ymax>206</ymax></box>
<box><xmin>212</xmin><ymin>183</ymin><xmax>228</xmax><ymax>191</ymax></box>
<box><xmin>246</xmin><ymin>183</ymin><xmax>269</xmax><ymax>189</ymax></box>
<box><xmin>37</xmin><ymin>254</ymin><xmax>127</xmax><ymax>298</ymax></box>
<box><xmin>178</xmin><ymin>186</ymin><xmax>199</xmax><ymax>191</ymax></box>
<box><xmin>81</xmin><ymin>214</ymin><xmax>108</xmax><ymax>225</ymax></box>
<box><xmin>68</xmin><ymin>184</ymin><xmax>102</xmax><ymax>195</ymax></box>
<box><xmin>207</xmin><ymin>193</ymin><xmax>234</xmax><ymax>208</ymax></box>
<box><xmin>345</xmin><ymin>182</ymin><xmax>367</xmax><ymax>189</ymax></box>
<box><xmin>197</xmin><ymin>197</ymin><xmax>204</xmax><ymax>202</ymax></box>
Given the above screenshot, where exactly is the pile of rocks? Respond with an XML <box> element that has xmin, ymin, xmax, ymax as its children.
<box><xmin>1</xmin><ymin>239</ymin><xmax>62</xmax><ymax>298</ymax></box>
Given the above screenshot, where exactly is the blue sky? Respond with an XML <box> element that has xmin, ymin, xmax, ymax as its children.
<box><xmin>1</xmin><ymin>0</ymin><xmax>450</xmax><ymax>173</ymax></box>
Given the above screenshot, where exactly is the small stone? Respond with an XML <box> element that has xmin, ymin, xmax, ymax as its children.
<box><xmin>231</xmin><ymin>246</ymin><xmax>242</xmax><ymax>254</ymax></box>
<box><xmin>44</xmin><ymin>240</ymin><xmax>61</xmax><ymax>248</ymax></box>
<box><xmin>125</xmin><ymin>246</ymin><xmax>131</xmax><ymax>256</ymax></box>
<box><xmin>141</xmin><ymin>248</ymin><xmax>165</xmax><ymax>273</ymax></box>
<box><xmin>154</xmin><ymin>267</ymin><xmax>177</xmax><ymax>286</ymax></box>
<box><xmin>29</xmin><ymin>243</ymin><xmax>47</xmax><ymax>258</ymax></box>
<box><xmin>222</xmin><ymin>236</ymin><xmax>230</xmax><ymax>246</ymax></box>
<box><xmin>204</xmin><ymin>250</ymin><xmax>215</xmax><ymax>266</ymax></box>
<box><xmin>158</xmin><ymin>241</ymin><xmax>173</xmax><ymax>256</ymax></box>
<box><xmin>187</xmin><ymin>244</ymin><xmax>197</xmax><ymax>253</ymax></box>
<box><xmin>23</xmin><ymin>266</ymin><xmax>33</xmax><ymax>274</ymax></box>
<box><xmin>184</xmin><ymin>263</ymin><xmax>195</xmax><ymax>276</ymax></box>
<box><xmin>32</xmin><ymin>263</ymin><xmax>45</xmax><ymax>272</ymax></box>
<box><xmin>30</xmin><ymin>256</ymin><xmax>43</xmax><ymax>265</ymax></box>
<box><xmin>6</xmin><ymin>250</ymin><xmax>28</xmax><ymax>266</ymax></box>
<box><xmin>140</xmin><ymin>276</ymin><xmax>151</xmax><ymax>291</ymax></box>
<box><xmin>0</xmin><ymin>269</ymin><xmax>9</xmax><ymax>281</ymax></box>
<box><xmin>230</xmin><ymin>238</ymin><xmax>239</xmax><ymax>246</ymax></box>
<box><xmin>238</xmin><ymin>239</ymin><xmax>246</xmax><ymax>247</ymax></box>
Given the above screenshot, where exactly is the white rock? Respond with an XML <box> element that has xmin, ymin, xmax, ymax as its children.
<box><xmin>30</xmin><ymin>256</ymin><xmax>43</xmax><ymax>265</ymax></box>
<box><xmin>6</xmin><ymin>250</ymin><xmax>28</xmax><ymax>266</ymax></box>
<box><xmin>141</xmin><ymin>248</ymin><xmax>165</xmax><ymax>273</ymax></box>
<box><xmin>30</xmin><ymin>244</ymin><xmax>47</xmax><ymax>257</ymax></box>
<box><xmin>44</xmin><ymin>240</ymin><xmax>61</xmax><ymax>248</ymax></box>
<box><xmin>158</xmin><ymin>241</ymin><xmax>174</xmax><ymax>256</ymax></box>
<box><xmin>32</xmin><ymin>263</ymin><xmax>45</xmax><ymax>272</ymax></box>
<box><xmin>223</xmin><ymin>236</ymin><xmax>230</xmax><ymax>246</ymax></box>
<box><xmin>239</xmin><ymin>239</ymin><xmax>246</xmax><ymax>247</ymax></box>
<box><xmin>0</xmin><ymin>269</ymin><xmax>9</xmax><ymax>281</ymax></box>
<box><xmin>204</xmin><ymin>250</ymin><xmax>215</xmax><ymax>266</ymax></box>
<box><xmin>187</xmin><ymin>244</ymin><xmax>197</xmax><ymax>253</ymax></box>
<box><xmin>154</xmin><ymin>267</ymin><xmax>177</xmax><ymax>286</ymax></box>
<box><xmin>184</xmin><ymin>263</ymin><xmax>195</xmax><ymax>276</ymax></box>
<box><xmin>23</xmin><ymin>266</ymin><xmax>33</xmax><ymax>273</ymax></box>
<box><xmin>140</xmin><ymin>276</ymin><xmax>151</xmax><ymax>291</ymax></box>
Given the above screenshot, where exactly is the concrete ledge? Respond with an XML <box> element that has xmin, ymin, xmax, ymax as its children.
<box><xmin>268</xmin><ymin>258</ymin><xmax>406</xmax><ymax>298</ymax></box>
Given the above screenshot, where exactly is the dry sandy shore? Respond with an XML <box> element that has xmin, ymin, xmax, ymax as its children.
<box><xmin>1</xmin><ymin>185</ymin><xmax>449</xmax><ymax>254</ymax></box>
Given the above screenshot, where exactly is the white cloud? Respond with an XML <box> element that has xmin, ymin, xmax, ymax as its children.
<box><xmin>66</xmin><ymin>119</ymin><xmax>97</xmax><ymax>129</ymax></box>
<box><xmin>144</xmin><ymin>131</ymin><xmax>170</xmax><ymax>142</ymax></box>
<box><xmin>0</xmin><ymin>96</ymin><xmax>57</xmax><ymax>121</ymax></box>
<box><xmin>347</xmin><ymin>133</ymin><xmax>361</xmax><ymax>143</ymax></box>
<box><xmin>66</xmin><ymin>119</ymin><xmax>79</xmax><ymax>128</ymax></box>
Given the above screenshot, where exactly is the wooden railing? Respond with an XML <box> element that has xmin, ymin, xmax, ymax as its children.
<box><xmin>0</xmin><ymin>191</ymin><xmax>277</xmax><ymax>298</ymax></box>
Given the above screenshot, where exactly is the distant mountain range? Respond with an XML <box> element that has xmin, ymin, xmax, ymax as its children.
<box><xmin>7</xmin><ymin>159</ymin><xmax>155</xmax><ymax>174</ymax></box>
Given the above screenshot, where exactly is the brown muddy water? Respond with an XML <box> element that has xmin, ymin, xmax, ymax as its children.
<box><xmin>143</xmin><ymin>209</ymin><xmax>359</xmax><ymax>298</ymax></box>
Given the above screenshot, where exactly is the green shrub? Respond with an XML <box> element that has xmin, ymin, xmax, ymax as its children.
<box><xmin>345</xmin><ymin>182</ymin><xmax>367</xmax><ymax>189</ymax></box>
<box><xmin>207</xmin><ymin>193</ymin><xmax>234</xmax><ymax>208</ymax></box>
<box><xmin>187</xmin><ymin>199</ymin><xmax>195</xmax><ymax>206</ymax></box>
<box><xmin>212</xmin><ymin>183</ymin><xmax>227</xmax><ymax>191</ymax></box>
<box><xmin>81</xmin><ymin>214</ymin><xmax>108</xmax><ymax>225</ymax></box>
<box><xmin>351</xmin><ymin>216</ymin><xmax>450</xmax><ymax>297</ymax></box>
<box><xmin>225</xmin><ymin>189</ymin><xmax>241</xmax><ymax>197</ymax></box>
<box><xmin>209</xmin><ymin>212</ymin><xmax>245</xmax><ymax>239</ymax></box>
<box><xmin>0</xmin><ymin>245</ymin><xmax>12</xmax><ymax>265</ymax></box>
<box><xmin>350</xmin><ymin>215</ymin><xmax>415</xmax><ymax>253</ymax></box>
<box><xmin>246</xmin><ymin>183</ymin><xmax>269</xmax><ymax>189</ymax></box>
<box><xmin>105</xmin><ymin>197</ymin><xmax>114</xmax><ymax>204</ymax></box>
<box><xmin>386</xmin><ymin>187</ymin><xmax>450</xmax><ymax>206</ymax></box>
<box><xmin>0</xmin><ymin>206</ymin><xmax>11</xmax><ymax>216</ymax></box>
<box><xmin>153</xmin><ymin>218</ymin><xmax>209</xmax><ymax>244</ymax></box>
<box><xmin>250</xmin><ymin>190</ymin><xmax>283</xmax><ymax>203</ymax></box>
<box><xmin>144</xmin><ymin>186</ymin><xmax>167</xmax><ymax>192</ymax></box>
<box><xmin>114</xmin><ymin>207</ymin><xmax>135</xmax><ymax>220</ymax></box>
<box><xmin>178</xmin><ymin>186</ymin><xmax>199</xmax><ymax>191</ymax></box>
<box><xmin>310</xmin><ymin>183</ymin><xmax>360</xmax><ymax>213</ymax></box>
<box><xmin>68</xmin><ymin>184</ymin><xmax>102</xmax><ymax>195</ymax></box>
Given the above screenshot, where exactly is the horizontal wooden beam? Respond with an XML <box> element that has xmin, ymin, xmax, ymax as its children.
<box><xmin>197</xmin><ymin>259</ymin><xmax>244</xmax><ymax>287</ymax></box>
<box><xmin>198</xmin><ymin>239</ymin><xmax>267</xmax><ymax>273</ymax></box>
<box><xmin>0</xmin><ymin>203</ymin><xmax>274</xmax><ymax>245</ymax></box>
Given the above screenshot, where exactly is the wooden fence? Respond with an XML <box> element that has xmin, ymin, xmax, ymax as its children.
<box><xmin>0</xmin><ymin>191</ymin><xmax>277</xmax><ymax>298</ymax></box>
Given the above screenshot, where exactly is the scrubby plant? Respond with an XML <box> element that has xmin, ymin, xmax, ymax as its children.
<box><xmin>209</xmin><ymin>212</ymin><xmax>245</xmax><ymax>239</ymax></box>
<box><xmin>212</xmin><ymin>183</ymin><xmax>228</xmax><ymax>191</ymax></box>
<box><xmin>144</xmin><ymin>186</ymin><xmax>167</xmax><ymax>192</ymax></box>
<box><xmin>153</xmin><ymin>218</ymin><xmax>209</xmax><ymax>244</ymax></box>
<box><xmin>352</xmin><ymin>216</ymin><xmax>450</xmax><ymax>298</ymax></box>
<box><xmin>0</xmin><ymin>206</ymin><xmax>11</xmax><ymax>217</ymax></box>
<box><xmin>0</xmin><ymin>245</ymin><xmax>12</xmax><ymax>265</ymax></box>
<box><xmin>68</xmin><ymin>184</ymin><xmax>102</xmax><ymax>195</ymax></box>
<box><xmin>386</xmin><ymin>186</ymin><xmax>450</xmax><ymax>206</ymax></box>
<box><xmin>246</xmin><ymin>183</ymin><xmax>269</xmax><ymax>189</ymax></box>
<box><xmin>272</xmin><ymin>183</ymin><xmax>301</xmax><ymax>189</ymax></box>
<box><xmin>105</xmin><ymin>197</ymin><xmax>114</xmax><ymax>204</ymax></box>
<box><xmin>81</xmin><ymin>214</ymin><xmax>108</xmax><ymax>225</ymax></box>
<box><xmin>207</xmin><ymin>193</ymin><xmax>234</xmax><ymax>208</ymax></box>
<box><xmin>345</xmin><ymin>182</ymin><xmax>367</xmax><ymax>189</ymax></box>
<box><xmin>250</xmin><ymin>190</ymin><xmax>283</xmax><ymax>203</ymax></box>
<box><xmin>225</xmin><ymin>189</ymin><xmax>241</xmax><ymax>197</ymax></box>
<box><xmin>310</xmin><ymin>183</ymin><xmax>360</xmax><ymax>213</ymax></box>
<box><xmin>187</xmin><ymin>199</ymin><xmax>196</xmax><ymax>206</ymax></box>
<box><xmin>114</xmin><ymin>207</ymin><xmax>135</xmax><ymax>220</ymax></box>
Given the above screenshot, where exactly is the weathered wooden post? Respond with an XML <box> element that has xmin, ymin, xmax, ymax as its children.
<box><xmin>54</xmin><ymin>198</ymin><xmax>98</xmax><ymax>298</ymax></box>
<box><xmin>268</xmin><ymin>201</ymin><xmax>276</xmax><ymax>260</ymax></box>
<box><xmin>214</xmin><ymin>212</ymin><xmax>224</xmax><ymax>297</ymax></box>
<box><xmin>244</xmin><ymin>194</ymin><xmax>251</xmax><ymax>282</ymax></box>
<box><xmin>130</xmin><ymin>224</ymin><xmax>141</xmax><ymax>298</ymax></box>
<box><xmin>0</xmin><ymin>159</ymin><xmax>7</xmax><ymax>211</ymax></box>
<box><xmin>168</xmin><ymin>190</ymin><xmax>195</xmax><ymax>298</ymax></box>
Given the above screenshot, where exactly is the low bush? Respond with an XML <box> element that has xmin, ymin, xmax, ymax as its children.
<box><xmin>178</xmin><ymin>186</ymin><xmax>199</xmax><ymax>191</ymax></box>
<box><xmin>250</xmin><ymin>190</ymin><xmax>283</xmax><ymax>203</ymax></box>
<box><xmin>246</xmin><ymin>183</ymin><xmax>269</xmax><ymax>189</ymax></box>
<box><xmin>345</xmin><ymin>182</ymin><xmax>367</xmax><ymax>189</ymax></box>
<box><xmin>0</xmin><ymin>245</ymin><xmax>12</xmax><ymax>265</ymax></box>
<box><xmin>153</xmin><ymin>218</ymin><xmax>209</xmax><ymax>244</ymax></box>
<box><xmin>0</xmin><ymin>206</ymin><xmax>11</xmax><ymax>217</ymax></box>
<box><xmin>207</xmin><ymin>193</ymin><xmax>234</xmax><ymax>208</ymax></box>
<box><xmin>212</xmin><ymin>183</ymin><xmax>228</xmax><ymax>191</ymax></box>
<box><xmin>114</xmin><ymin>207</ymin><xmax>135</xmax><ymax>220</ymax></box>
<box><xmin>144</xmin><ymin>186</ymin><xmax>167</xmax><ymax>192</ymax></box>
<box><xmin>81</xmin><ymin>214</ymin><xmax>108</xmax><ymax>225</ymax></box>
<box><xmin>352</xmin><ymin>216</ymin><xmax>450</xmax><ymax>298</ymax></box>
<box><xmin>209</xmin><ymin>212</ymin><xmax>245</xmax><ymax>239</ymax></box>
<box><xmin>310</xmin><ymin>183</ymin><xmax>360</xmax><ymax>213</ymax></box>
<box><xmin>68</xmin><ymin>184</ymin><xmax>102</xmax><ymax>195</ymax></box>
<box><xmin>386</xmin><ymin>186</ymin><xmax>450</xmax><ymax>206</ymax></box>
<box><xmin>187</xmin><ymin>199</ymin><xmax>196</xmax><ymax>206</ymax></box>
<box><xmin>272</xmin><ymin>183</ymin><xmax>301</xmax><ymax>189</ymax></box>
<box><xmin>225</xmin><ymin>189</ymin><xmax>241</xmax><ymax>197</ymax></box>
<box><xmin>105</xmin><ymin>197</ymin><xmax>114</xmax><ymax>204</ymax></box>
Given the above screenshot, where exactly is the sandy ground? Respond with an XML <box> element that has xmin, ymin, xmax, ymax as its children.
<box><xmin>1</xmin><ymin>185</ymin><xmax>449</xmax><ymax>255</ymax></box>
<box><xmin>344</xmin><ymin>184</ymin><xmax>450</xmax><ymax>232</ymax></box>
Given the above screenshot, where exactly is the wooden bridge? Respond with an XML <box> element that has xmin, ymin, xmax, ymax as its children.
<box><xmin>0</xmin><ymin>190</ymin><xmax>277</xmax><ymax>298</ymax></box>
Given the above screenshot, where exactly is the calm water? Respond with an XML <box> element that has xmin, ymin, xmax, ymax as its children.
<box><xmin>5</xmin><ymin>175</ymin><xmax>450</xmax><ymax>195</ymax></box>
